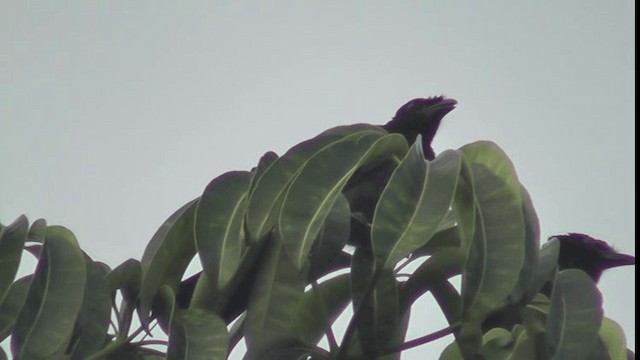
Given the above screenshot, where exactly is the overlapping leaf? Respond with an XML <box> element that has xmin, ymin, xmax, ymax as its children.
<box><xmin>195</xmin><ymin>171</ymin><xmax>252</xmax><ymax>292</ymax></box>
<box><xmin>372</xmin><ymin>143</ymin><xmax>461</xmax><ymax>268</ymax></box>
<box><xmin>279</xmin><ymin>132</ymin><xmax>408</xmax><ymax>269</ymax></box>
<box><xmin>459</xmin><ymin>141</ymin><xmax>527</xmax><ymax>321</ymax></box>
<box><xmin>0</xmin><ymin>215</ymin><xmax>27</xmax><ymax>306</ymax></box>
<box><xmin>139</xmin><ymin>199</ymin><xmax>198</xmax><ymax>325</ymax></box>
<box><xmin>11</xmin><ymin>226</ymin><xmax>87</xmax><ymax>359</ymax></box>
<box><xmin>0</xmin><ymin>276</ymin><xmax>32</xmax><ymax>342</ymax></box>
<box><xmin>546</xmin><ymin>269</ymin><xmax>603</xmax><ymax>360</ymax></box>
<box><xmin>246</xmin><ymin>124</ymin><xmax>385</xmax><ymax>242</ymax></box>
<box><xmin>244</xmin><ymin>238</ymin><xmax>306</xmax><ymax>352</ymax></box>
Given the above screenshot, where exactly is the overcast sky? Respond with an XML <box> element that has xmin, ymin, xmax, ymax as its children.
<box><xmin>1</xmin><ymin>1</ymin><xmax>634</xmax><ymax>357</ymax></box>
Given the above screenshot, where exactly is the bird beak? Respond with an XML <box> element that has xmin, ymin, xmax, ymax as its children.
<box><xmin>603</xmin><ymin>252</ymin><xmax>636</xmax><ymax>268</ymax></box>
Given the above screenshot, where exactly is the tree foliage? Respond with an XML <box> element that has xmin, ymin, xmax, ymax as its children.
<box><xmin>0</xmin><ymin>106</ymin><xmax>633</xmax><ymax>360</ymax></box>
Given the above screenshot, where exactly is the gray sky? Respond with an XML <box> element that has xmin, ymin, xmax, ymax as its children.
<box><xmin>1</xmin><ymin>1</ymin><xmax>634</xmax><ymax>357</ymax></box>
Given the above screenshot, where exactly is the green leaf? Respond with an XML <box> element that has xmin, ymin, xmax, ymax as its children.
<box><xmin>139</xmin><ymin>199</ymin><xmax>198</xmax><ymax>325</ymax></box>
<box><xmin>0</xmin><ymin>275</ymin><xmax>32</xmax><ymax>342</ymax></box>
<box><xmin>247</xmin><ymin>151</ymin><xmax>279</xmax><ymax>197</ymax></box>
<box><xmin>401</xmin><ymin>247</ymin><xmax>464</xmax><ymax>308</ymax></box>
<box><xmin>26</xmin><ymin>218</ymin><xmax>47</xmax><ymax>243</ymax></box>
<box><xmin>479</xmin><ymin>328</ymin><xmax>513</xmax><ymax>360</ymax></box>
<box><xmin>246</xmin><ymin>124</ymin><xmax>385</xmax><ymax>242</ymax></box>
<box><xmin>529</xmin><ymin>239</ymin><xmax>560</xmax><ymax>297</ymax></box>
<box><xmin>307</xmin><ymin>194</ymin><xmax>351</xmax><ymax>281</ymax></box>
<box><xmin>195</xmin><ymin>171</ymin><xmax>252</xmax><ymax>292</ymax></box>
<box><xmin>279</xmin><ymin>133</ymin><xmax>407</xmax><ymax>269</ymax></box>
<box><xmin>546</xmin><ymin>269</ymin><xmax>603</xmax><ymax>360</ymax></box>
<box><xmin>290</xmin><ymin>274</ymin><xmax>351</xmax><ymax>344</ymax></box>
<box><xmin>0</xmin><ymin>215</ymin><xmax>28</xmax><ymax>306</ymax></box>
<box><xmin>507</xmin><ymin>329</ymin><xmax>537</xmax><ymax>360</ymax></box>
<box><xmin>459</xmin><ymin>141</ymin><xmax>527</xmax><ymax>322</ymax></box>
<box><xmin>69</xmin><ymin>257</ymin><xmax>112</xmax><ymax>359</ymax></box>
<box><xmin>351</xmin><ymin>249</ymin><xmax>399</xmax><ymax>356</ymax></box>
<box><xmin>244</xmin><ymin>238</ymin><xmax>306</xmax><ymax>352</ymax></box>
<box><xmin>11</xmin><ymin>226</ymin><xmax>87</xmax><ymax>359</ymax></box>
<box><xmin>372</xmin><ymin>145</ymin><xmax>461</xmax><ymax>268</ymax></box>
<box><xmin>248</xmin><ymin>338</ymin><xmax>331</xmax><ymax>360</ymax></box>
<box><xmin>507</xmin><ymin>185</ymin><xmax>540</xmax><ymax>303</ymax></box>
<box><xmin>106</xmin><ymin>258</ymin><xmax>142</xmax><ymax>304</ymax></box>
<box><xmin>166</xmin><ymin>303</ymin><xmax>229</xmax><ymax>360</ymax></box>
<box><xmin>596</xmin><ymin>318</ymin><xmax>628</xmax><ymax>360</ymax></box>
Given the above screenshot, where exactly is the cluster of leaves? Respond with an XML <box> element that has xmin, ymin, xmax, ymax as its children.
<box><xmin>0</xmin><ymin>124</ymin><xmax>631</xmax><ymax>359</ymax></box>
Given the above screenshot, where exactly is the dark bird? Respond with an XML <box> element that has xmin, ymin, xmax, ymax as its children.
<box><xmin>483</xmin><ymin>233</ymin><xmax>635</xmax><ymax>332</ymax></box>
<box><xmin>554</xmin><ymin>233</ymin><xmax>635</xmax><ymax>282</ymax></box>
<box><xmin>343</xmin><ymin>97</ymin><xmax>458</xmax><ymax>248</ymax></box>
<box><xmin>382</xmin><ymin>96</ymin><xmax>457</xmax><ymax>160</ymax></box>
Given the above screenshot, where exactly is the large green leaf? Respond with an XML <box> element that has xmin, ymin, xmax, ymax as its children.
<box><xmin>290</xmin><ymin>274</ymin><xmax>351</xmax><ymax>345</ymax></box>
<box><xmin>507</xmin><ymin>185</ymin><xmax>540</xmax><ymax>304</ymax></box>
<box><xmin>246</xmin><ymin>124</ymin><xmax>385</xmax><ymax>242</ymax></box>
<box><xmin>106</xmin><ymin>258</ymin><xmax>142</xmax><ymax>304</ymax></box>
<box><xmin>0</xmin><ymin>275</ymin><xmax>32</xmax><ymax>342</ymax></box>
<box><xmin>596</xmin><ymin>318</ymin><xmax>628</xmax><ymax>360</ymax></box>
<box><xmin>350</xmin><ymin>249</ymin><xmax>399</xmax><ymax>357</ymax></box>
<box><xmin>529</xmin><ymin>239</ymin><xmax>560</xmax><ymax>297</ymax></box>
<box><xmin>546</xmin><ymin>269</ymin><xmax>603</xmax><ymax>360</ymax></box>
<box><xmin>459</xmin><ymin>141</ymin><xmax>527</xmax><ymax>322</ymax></box>
<box><xmin>195</xmin><ymin>171</ymin><xmax>252</xmax><ymax>292</ymax></box>
<box><xmin>11</xmin><ymin>226</ymin><xmax>87</xmax><ymax>359</ymax></box>
<box><xmin>26</xmin><ymin>218</ymin><xmax>47</xmax><ymax>243</ymax></box>
<box><xmin>307</xmin><ymin>194</ymin><xmax>351</xmax><ymax>281</ymax></box>
<box><xmin>244</xmin><ymin>238</ymin><xmax>306</xmax><ymax>352</ymax></box>
<box><xmin>279</xmin><ymin>133</ymin><xmax>407</xmax><ymax>269</ymax></box>
<box><xmin>139</xmin><ymin>199</ymin><xmax>198</xmax><ymax>325</ymax></box>
<box><xmin>0</xmin><ymin>215</ymin><xmax>28</xmax><ymax>306</ymax></box>
<box><xmin>161</xmin><ymin>287</ymin><xmax>228</xmax><ymax>360</ymax></box>
<box><xmin>372</xmin><ymin>144</ymin><xmax>461</xmax><ymax>268</ymax></box>
<box><xmin>69</xmin><ymin>257</ymin><xmax>112</xmax><ymax>359</ymax></box>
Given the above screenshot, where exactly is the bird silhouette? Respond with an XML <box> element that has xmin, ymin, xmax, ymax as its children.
<box><xmin>554</xmin><ymin>233</ymin><xmax>635</xmax><ymax>282</ymax></box>
<box><xmin>382</xmin><ymin>96</ymin><xmax>457</xmax><ymax>160</ymax></box>
<box><xmin>343</xmin><ymin>97</ymin><xmax>457</xmax><ymax>248</ymax></box>
<box><xmin>483</xmin><ymin>233</ymin><xmax>635</xmax><ymax>332</ymax></box>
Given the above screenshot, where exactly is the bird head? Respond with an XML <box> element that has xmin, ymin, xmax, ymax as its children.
<box><xmin>552</xmin><ymin>233</ymin><xmax>635</xmax><ymax>282</ymax></box>
<box><xmin>383</xmin><ymin>97</ymin><xmax>457</xmax><ymax>160</ymax></box>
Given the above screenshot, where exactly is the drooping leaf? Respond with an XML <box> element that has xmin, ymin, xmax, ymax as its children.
<box><xmin>507</xmin><ymin>185</ymin><xmax>540</xmax><ymax>303</ymax></box>
<box><xmin>139</xmin><ymin>199</ymin><xmax>198</xmax><ymax>325</ymax></box>
<box><xmin>290</xmin><ymin>274</ymin><xmax>351</xmax><ymax>345</ymax></box>
<box><xmin>247</xmin><ymin>151</ymin><xmax>279</xmax><ymax>197</ymax></box>
<box><xmin>372</xmin><ymin>145</ymin><xmax>461</xmax><ymax>268</ymax></box>
<box><xmin>546</xmin><ymin>269</ymin><xmax>603</xmax><ymax>360</ymax></box>
<box><xmin>163</xmin><ymin>287</ymin><xmax>229</xmax><ymax>360</ymax></box>
<box><xmin>529</xmin><ymin>239</ymin><xmax>560</xmax><ymax>297</ymax></box>
<box><xmin>307</xmin><ymin>194</ymin><xmax>351</xmax><ymax>281</ymax></box>
<box><xmin>26</xmin><ymin>218</ymin><xmax>47</xmax><ymax>243</ymax></box>
<box><xmin>195</xmin><ymin>171</ymin><xmax>252</xmax><ymax>292</ymax></box>
<box><xmin>11</xmin><ymin>226</ymin><xmax>87</xmax><ymax>359</ymax></box>
<box><xmin>279</xmin><ymin>133</ymin><xmax>407</xmax><ymax>269</ymax></box>
<box><xmin>106</xmin><ymin>258</ymin><xmax>142</xmax><ymax>304</ymax></box>
<box><xmin>459</xmin><ymin>141</ymin><xmax>527</xmax><ymax>322</ymax></box>
<box><xmin>0</xmin><ymin>275</ymin><xmax>32</xmax><ymax>342</ymax></box>
<box><xmin>350</xmin><ymin>249</ymin><xmax>399</xmax><ymax>357</ymax></box>
<box><xmin>507</xmin><ymin>328</ymin><xmax>538</xmax><ymax>360</ymax></box>
<box><xmin>596</xmin><ymin>318</ymin><xmax>629</xmax><ymax>360</ymax></box>
<box><xmin>246</xmin><ymin>124</ymin><xmax>385</xmax><ymax>242</ymax></box>
<box><xmin>244</xmin><ymin>237</ymin><xmax>306</xmax><ymax>352</ymax></box>
<box><xmin>0</xmin><ymin>215</ymin><xmax>28</xmax><ymax>306</ymax></box>
<box><xmin>69</xmin><ymin>257</ymin><xmax>112</xmax><ymax>359</ymax></box>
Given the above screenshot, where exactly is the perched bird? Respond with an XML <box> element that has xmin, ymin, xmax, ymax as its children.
<box><xmin>382</xmin><ymin>96</ymin><xmax>457</xmax><ymax>160</ymax></box>
<box><xmin>343</xmin><ymin>97</ymin><xmax>458</xmax><ymax>248</ymax></box>
<box><xmin>483</xmin><ymin>233</ymin><xmax>635</xmax><ymax>332</ymax></box>
<box><xmin>554</xmin><ymin>233</ymin><xmax>635</xmax><ymax>282</ymax></box>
